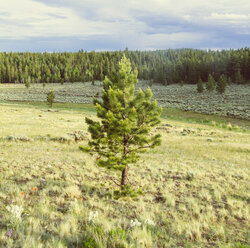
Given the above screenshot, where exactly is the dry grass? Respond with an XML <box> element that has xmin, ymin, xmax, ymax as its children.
<box><xmin>0</xmin><ymin>102</ymin><xmax>249</xmax><ymax>247</ymax></box>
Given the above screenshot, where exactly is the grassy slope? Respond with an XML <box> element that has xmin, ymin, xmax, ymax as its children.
<box><xmin>0</xmin><ymin>102</ymin><xmax>249</xmax><ymax>248</ymax></box>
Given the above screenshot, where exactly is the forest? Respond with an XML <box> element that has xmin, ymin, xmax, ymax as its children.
<box><xmin>0</xmin><ymin>48</ymin><xmax>249</xmax><ymax>85</ymax></box>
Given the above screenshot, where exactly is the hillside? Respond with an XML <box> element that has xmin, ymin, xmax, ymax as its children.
<box><xmin>0</xmin><ymin>102</ymin><xmax>249</xmax><ymax>247</ymax></box>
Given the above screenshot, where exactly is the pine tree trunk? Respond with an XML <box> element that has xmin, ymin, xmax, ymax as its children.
<box><xmin>121</xmin><ymin>166</ymin><xmax>128</xmax><ymax>186</ymax></box>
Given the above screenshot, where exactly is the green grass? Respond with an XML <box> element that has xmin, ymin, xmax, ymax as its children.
<box><xmin>2</xmin><ymin>100</ymin><xmax>249</xmax><ymax>131</ymax></box>
<box><xmin>0</xmin><ymin>102</ymin><xmax>249</xmax><ymax>247</ymax></box>
<box><xmin>0</xmin><ymin>101</ymin><xmax>96</xmax><ymax>113</ymax></box>
<box><xmin>162</xmin><ymin>108</ymin><xmax>250</xmax><ymax>131</ymax></box>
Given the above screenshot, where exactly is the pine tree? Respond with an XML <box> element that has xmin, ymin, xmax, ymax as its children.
<box><xmin>235</xmin><ymin>70</ymin><xmax>244</xmax><ymax>84</ymax></box>
<box><xmin>47</xmin><ymin>91</ymin><xmax>55</xmax><ymax>108</ymax></box>
<box><xmin>217</xmin><ymin>74</ymin><xmax>227</xmax><ymax>94</ymax></box>
<box><xmin>25</xmin><ymin>76</ymin><xmax>31</xmax><ymax>89</ymax></box>
<box><xmin>179</xmin><ymin>80</ymin><xmax>184</xmax><ymax>87</ymax></box>
<box><xmin>81</xmin><ymin>56</ymin><xmax>162</xmax><ymax>188</ymax></box>
<box><xmin>197</xmin><ymin>77</ymin><xmax>203</xmax><ymax>93</ymax></box>
<box><xmin>227</xmin><ymin>77</ymin><xmax>233</xmax><ymax>85</ymax></box>
<box><xmin>206</xmin><ymin>74</ymin><xmax>215</xmax><ymax>92</ymax></box>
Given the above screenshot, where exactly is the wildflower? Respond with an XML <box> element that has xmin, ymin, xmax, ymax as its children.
<box><xmin>21</xmin><ymin>192</ymin><xmax>25</xmax><ymax>196</ymax></box>
<box><xmin>31</xmin><ymin>187</ymin><xmax>38</xmax><ymax>191</ymax></box>
<box><xmin>130</xmin><ymin>219</ymin><xmax>142</xmax><ymax>228</ymax></box>
<box><xmin>88</xmin><ymin>211</ymin><xmax>98</xmax><ymax>222</ymax></box>
<box><xmin>5</xmin><ymin>229</ymin><xmax>13</xmax><ymax>239</ymax></box>
<box><xmin>6</xmin><ymin>205</ymin><xmax>23</xmax><ymax>219</ymax></box>
<box><xmin>145</xmin><ymin>218</ymin><xmax>155</xmax><ymax>226</ymax></box>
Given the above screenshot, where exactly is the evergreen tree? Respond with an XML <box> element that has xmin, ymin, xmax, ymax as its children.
<box><xmin>25</xmin><ymin>76</ymin><xmax>31</xmax><ymax>89</ymax></box>
<box><xmin>206</xmin><ymin>74</ymin><xmax>215</xmax><ymax>92</ymax></box>
<box><xmin>235</xmin><ymin>70</ymin><xmax>244</xmax><ymax>84</ymax></box>
<box><xmin>217</xmin><ymin>74</ymin><xmax>227</xmax><ymax>94</ymax></box>
<box><xmin>227</xmin><ymin>77</ymin><xmax>233</xmax><ymax>85</ymax></box>
<box><xmin>81</xmin><ymin>56</ymin><xmax>162</xmax><ymax>188</ymax></box>
<box><xmin>179</xmin><ymin>80</ymin><xmax>184</xmax><ymax>87</ymax></box>
<box><xmin>197</xmin><ymin>77</ymin><xmax>204</xmax><ymax>93</ymax></box>
<box><xmin>47</xmin><ymin>91</ymin><xmax>55</xmax><ymax>108</ymax></box>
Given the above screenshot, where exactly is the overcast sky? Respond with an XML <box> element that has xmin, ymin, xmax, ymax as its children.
<box><xmin>0</xmin><ymin>0</ymin><xmax>250</xmax><ymax>52</ymax></box>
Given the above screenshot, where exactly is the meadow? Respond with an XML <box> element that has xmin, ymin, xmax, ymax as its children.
<box><xmin>0</xmin><ymin>99</ymin><xmax>249</xmax><ymax>247</ymax></box>
<box><xmin>0</xmin><ymin>82</ymin><xmax>249</xmax><ymax>120</ymax></box>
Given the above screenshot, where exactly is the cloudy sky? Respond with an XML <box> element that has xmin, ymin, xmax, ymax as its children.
<box><xmin>0</xmin><ymin>0</ymin><xmax>250</xmax><ymax>52</ymax></box>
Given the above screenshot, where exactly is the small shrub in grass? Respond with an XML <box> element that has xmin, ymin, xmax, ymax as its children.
<box><xmin>211</xmin><ymin>120</ymin><xmax>216</xmax><ymax>127</ymax></box>
<box><xmin>108</xmin><ymin>228</ymin><xmax>127</xmax><ymax>248</ymax></box>
<box><xmin>233</xmin><ymin>242</ymin><xmax>250</xmax><ymax>248</ymax></box>
<box><xmin>113</xmin><ymin>185</ymin><xmax>143</xmax><ymax>199</ymax></box>
<box><xmin>233</xmin><ymin>125</ymin><xmax>240</xmax><ymax>131</ymax></box>
<box><xmin>186</xmin><ymin>172</ymin><xmax>195</xmax><ymax>181</ymax></box>
<box><xmin>82</xmin><ymin>236</ymin><xmax>97</xmax><ymax>248</ymax></box>
<box><xmin>47</xmin><ymin>91</ymin><xmax>55</xmax><ymax>108</ymax></box>
<box><xmin>109</xmin><ymin>228</ymin><xmax>126</xmax><ymax>240</ymax></box>
<box><xmin>227</xmin><ymin>123</ymin><xmax>233</xmax><ymax>130</ymax></box>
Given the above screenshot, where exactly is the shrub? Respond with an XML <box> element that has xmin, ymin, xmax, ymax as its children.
<box><xmin>47</xmin><ymin>91</ymin><xmax>55</xmax><ymax>108</ymax></box>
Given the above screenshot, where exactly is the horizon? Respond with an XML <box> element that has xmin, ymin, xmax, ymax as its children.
<box><xmin>1</xmin><ymin>47</ymin><xmax>250</xmax><ymax>54</ymax></box>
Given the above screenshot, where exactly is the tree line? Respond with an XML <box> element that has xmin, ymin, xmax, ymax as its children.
<box><xmin>0</xmin><ymin>48</ymin><xmax>249</xmax><ymax>85</ymax></box>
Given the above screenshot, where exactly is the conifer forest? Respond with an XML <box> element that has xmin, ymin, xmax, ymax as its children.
<box><xmin>1</xmin><ymin>48</ymin><xmax>249</xmax><ymax>85</ymax></box>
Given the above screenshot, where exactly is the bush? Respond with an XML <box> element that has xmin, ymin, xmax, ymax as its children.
<box><xmin>82</xmin><ymin>236</ymin><xmax>97</xmax><ymax>248</ymax></box>
<box><xmin>47</xmin><ymin>91</ymin><xmax>55</xmax><ymax>108</ymax></box>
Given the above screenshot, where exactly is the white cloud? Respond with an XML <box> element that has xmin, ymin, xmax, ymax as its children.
<box><xmin>0</xmin><ymin>0</ymin><xmax>111</xmax><ymax>39</ymax></box>
<box><xmin>0</xmin><ymin>0</ymin><xmax>249</xmax><ymax>49</ymax></box>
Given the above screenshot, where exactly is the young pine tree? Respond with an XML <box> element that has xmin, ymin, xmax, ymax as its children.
<box><xmin>197</xmin><ymin>77</ymin><xmax>204</xmax><ymax>93</ymax></box>
<box><xmin>47</xmin><ymin>91</ymin><xmax>55</xmax><ymax>108</ymax></box>
<box><xmin>217</xmin><ymin>74</ymin><xmax>227</xmax><ymax>94</ymax></box>
<box><xmin>206</xmin><ymin>74</ymin><xmax>215</xmax><ymax>92</ymax></box>
<box><xmin>235</xmin><ymin>70</ymin><xmax>244</xmax><ymax>84</ymax></box>
<box><xmin>179</xmin><ymin>80</ymin><xmax>184</xmax><ymax>87</ymax></box>
<box><xmin>81</xmin><ymin>56</ymin><xmax>162</xmax><ymax>188</ymax></box>
<box><xmin>25</xmin><ymin>77</ymin><xmax>31</xmax><ymax>89</ymax></box>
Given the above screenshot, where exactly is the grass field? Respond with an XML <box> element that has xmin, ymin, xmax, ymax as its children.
<box><xmin>0</xmin><ymin>101</ymin><xmax>249</xmax><ymax>247</ymax></box>
<box><xmin>0</xmin><ymin>82</ymin><xmax>249</xmax><ymax>119</ymax></box>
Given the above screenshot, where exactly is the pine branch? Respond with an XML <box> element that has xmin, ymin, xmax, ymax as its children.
<box><xmin>103</xmin><ymin>171</ymin><xmax>121</xmax><ymax>186</ymax></box>
<box><xmin>127</xmin><ymin>144</ymin><xmax>153</xmax><ymax>153</ymax></box>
